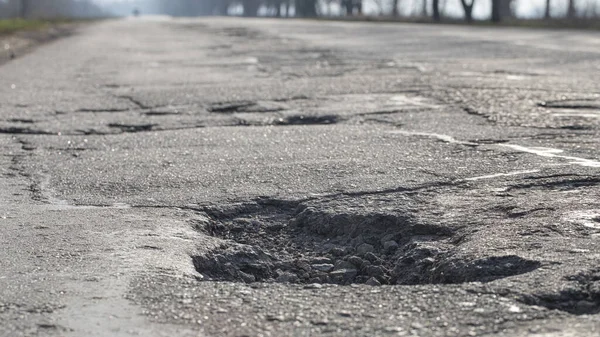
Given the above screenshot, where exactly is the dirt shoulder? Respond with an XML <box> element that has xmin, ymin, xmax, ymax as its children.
<box><xmin>0</xmin><ymin>20</ymin><xmax>84</xmax><ymax>66</ymax></box>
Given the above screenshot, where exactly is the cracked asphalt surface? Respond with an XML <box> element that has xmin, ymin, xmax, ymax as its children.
<box><xmin>1</xmin><ymin>17</ymin><xmax>600</xmax><ymax>336</ymax></box>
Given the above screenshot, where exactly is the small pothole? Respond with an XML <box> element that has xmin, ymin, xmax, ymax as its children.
<box><xmin>192</xmin><ymin>199</ymin><xmax>540</xmax><ymax>286</ymax></box>
<box><xmin>275</xmin><ymin>115</ymin><xmax>339</xmax><ymax>125</ymax></box>
<box><xmin>521</xmin><ymin>268</ymin><xmax>600</xmax><ymax>315</ymax></box>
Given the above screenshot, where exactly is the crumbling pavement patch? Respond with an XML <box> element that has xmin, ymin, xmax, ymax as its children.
<box><xmin>192</xmin><ymin>197</ymin><xmax>540</xmax><ymax>286</ymax></box>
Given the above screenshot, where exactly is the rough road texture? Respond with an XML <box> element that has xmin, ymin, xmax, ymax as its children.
<box><xmin>1</xmin><ymin>17</ymin><xmax>600</xmax><ymax>336</ymax></box>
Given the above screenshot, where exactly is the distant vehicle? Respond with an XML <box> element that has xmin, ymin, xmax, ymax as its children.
<box><xmin>133</xmin><ymin>8</ymin><xmax>140</xmax><ymax>17</ymax></box>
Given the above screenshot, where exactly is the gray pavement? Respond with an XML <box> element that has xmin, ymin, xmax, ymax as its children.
<box><xmin>1</xmin><ymin>17</ymin><xmax>600</xmax><ymax>336</ymax></box>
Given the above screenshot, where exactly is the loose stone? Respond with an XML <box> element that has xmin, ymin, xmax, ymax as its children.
<box><xmin>312</xmin><ymin>263</ymin><xmax>334</xmax><ymax>272</ymax></box>
<box><xmin>329</xmin><ymin>268</ymin><xmax>358</xmax><ymax>284</ymax></box>
<box><xmin>366</xmin><ymin>277</ymin><xmax>382</xmax><ymax>286</ymax></box>
<box><xmin>383</xmin><ymin>240</ymin><xmax>399</xmax><ymax>252</ymax></box>
<box><xmin>357</xmin><ymin>243</ymin><xmax>375</xmax><ymax>254</ymax></box>
<box><xmin>348</xmin><ymin>255</ymin><xmax>365</xmax><ymax>268</ymax></box>
<box><xmin>334</xmin><ymin>260</ymin><xmax>356</xmax><ymax>271</ymax></box>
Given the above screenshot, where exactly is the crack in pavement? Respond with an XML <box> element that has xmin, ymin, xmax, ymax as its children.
<box><xmin>0</xmin><ymin>127</ymin><xmax>55</xmax><ymax>135</ymax></box>
<box><xmin>117</xmin><ymin>95</ymin><xmax>152</xmax><ymax>110</ymax></box>
<box><xmin>465</xmin><ymin>170</ymin><xmax>541</xmax><ymax>181</ymax></box>
<box><xmin>75</xmin><ymin>108</ymin><xmax>131</xmax><ymax>113</ymax></box>
<box><xmin>505</xmin><ymin>176</ymin><xmax>600</xmax><ymax>192</ymax></box>
<box><xmin>6</xmin><ymin>118</ymin><xmax>35</xmax><ymax>124</ymax></box>
<box><xmin>108</xmin><ymin>123</ymin><xmax>158</xmax><ymax>133</ymax></box>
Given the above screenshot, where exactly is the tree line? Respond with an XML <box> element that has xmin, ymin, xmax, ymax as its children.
<box><xmin>0</xmin><ymin>0</ymin><xmax>105</xmax><ymax>18</ymax></box>
<box><xmin>157</xmin><ymin>0</ymin><xmax>599</xmax><ymax>22</ymax></box>
<box><xmin>1</xmin><ymin>0</ymin><xmax>597</xmax><ymax>22</ymax></box>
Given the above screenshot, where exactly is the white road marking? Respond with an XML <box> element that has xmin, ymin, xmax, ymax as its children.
<box><xmin>499</xmin><ymin>144</ymin><xmax>600</xmax><ymax>168</ymax></box>
<box><xmin>389</xmin><ymin>95</ymin><xmax>440</xmax><ymax>109</ymax></box>
<box><xmin>466</xmin><ymin>170</ymin><xmax>540</xmax><ymax>181</ymax></box>
<box><xmin>392</xmin><ymin>131</ymin><xmax>600</xmax><ymax>175</ymax></box>
<box><xmin>389</xmin><ymin>130</ymin><xmax>478</xmax><ymax>146</ymax></box>
<box><xmin>553</xmin><ymin>113</ymin><xmax>600</xmax><ymax>118</ymax></box>
<box><xmin>564</xmin><ymin>210</ymin><xmax>600</xmax><ymax>229</ymax></box>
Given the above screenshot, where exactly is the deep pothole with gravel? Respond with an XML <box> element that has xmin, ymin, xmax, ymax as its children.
<box><xmin>192</xmin><ymin>198</ymin><xmax>540</xmax><ymax>286</ymax></box>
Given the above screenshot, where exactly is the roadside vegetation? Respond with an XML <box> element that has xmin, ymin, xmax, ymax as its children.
<box><xmin>0</xmin><ymin>18</ymin><xmax>64</xmax><ymax>35</ymax></box>
<box><xmin>0</xmin><ymin>0</ymin><xmax>104</xmax><ymax>35</ymax></box>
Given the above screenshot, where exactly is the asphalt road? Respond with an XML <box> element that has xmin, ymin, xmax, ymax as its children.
<box><xmin>1</xmin><ymin>17</ymin><xmax>600</xmax><ymax>337</ymax></box>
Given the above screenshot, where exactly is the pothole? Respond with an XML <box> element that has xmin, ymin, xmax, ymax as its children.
<box><xmin>192</xmin><ymin>199</ymin><xmax>540</xmax><ymax>286</ymax></box>
<box><xmin>521</xmin><ymin>268</ymin><xmax>600</xmax><ymax>315</ymax></box>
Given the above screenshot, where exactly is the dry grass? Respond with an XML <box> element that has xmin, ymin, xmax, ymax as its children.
<box><xmin>0</xmin><ymin>18</ymin><xmax>77</xmax><ymax>35</ymax></box>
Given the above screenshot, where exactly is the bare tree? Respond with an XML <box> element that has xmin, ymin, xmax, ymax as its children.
<box><xmin>545</xmin><ymin>0</ymin><xmax>551</xmax><ymax>19</ymax></box>
<box><xmin>268</xmin><ymin>0</ymin><xmax>282</xmax><ymax>16</ymax></box>
<box><xmin>20</xmin><ymin>0</ymin><xmax>29</xmax><ymax>18</ymax></box>
<box><xmin>460</xmin><ymin>0</ymin><xmax>475</xmax><ymax>23</ymax></box>
<box><xmin>340</xmin><ymin>0</ymin><xmax>362</xmax><ymax>16</ymax></box>
<box><xmin>499</xmin><ymin>0</ymin><xmax>514</xmax><ymax>19</ymax></box>
<box><xmin>242</xmin><ymin>0</ymin><xmax>260</xmax><ymax>16</ymax></box>
<box><xmin>432</xmin><ymin>0</ymin><xmax>440</xmax><ymax>21</ymax></box>
<box><xmin>341</xmin><ymin>0</ymin><xmax>352</xmax><ymax>15</ymax></box>
<box><xmin>567</xmin><ymin>0</ymin><xmax>576</xmax><ymax>18</ymax></box>
<box><xmin>295</xmin><ymin>0</ymin><xmax>317</xmax><ymax>17</ymax></box>
<box><xmin>392</xmin><ymin>0</ymin><xmax>400</xmax><ymax>16</ymax></box>
<box><xmin>491</xmin><ymin>0</ymin><xmax>501</xmax><ymax>22</ymax></box>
